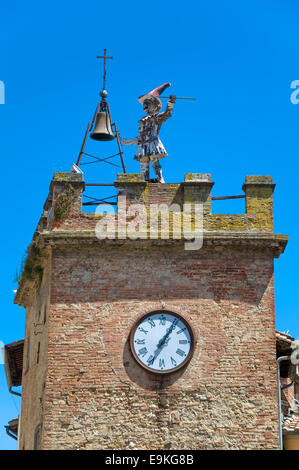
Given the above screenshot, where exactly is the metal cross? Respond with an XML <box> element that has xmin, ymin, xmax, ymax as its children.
<box><xmin>96</xmin><ymin>48</ymin><xmax>113</xmax><ymax>91</ymax></box>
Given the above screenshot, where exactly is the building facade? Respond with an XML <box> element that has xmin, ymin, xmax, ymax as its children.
<box><xmin>6</xmin><ymin>172</ymin><xmax>290</xmax><ymax>449</ymax></box>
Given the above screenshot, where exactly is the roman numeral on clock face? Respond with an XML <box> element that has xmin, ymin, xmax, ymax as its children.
<box><xmin>147</xmin><ymin>318</ymin><xmax>155</xmax><ymax>328</ymax></box>
<box><xmin>176</xmin><ymin>327</ymin><xmax>186</xmax><ymax>334</ymax></box>
<box><xmin>147</xmin><ymin>355</ymin><xmax>155</xmax><ymax>365</ymax></box>
<box><xmin>170</xmin><ymin>357</ymin><xmax>177</xmax><ymax>366</ymax></box>
<box><xmin>138</xmin><ymin>327</ymin><xmax>148</xmax><ymax>335</ymax></box>
<box><xmin>159</xmin><ymin>358</ymin><xmax>165</xmax><ymax>369</ymax></box>
<box><xmin>176</xmin><ymin>348</ymin><xmax>186</xmax><ymax>357</ymax></box>
<box><xmin>138</xmin><ymin>347</ymin><xmax>148</xmax><ymax>357</ymax></box>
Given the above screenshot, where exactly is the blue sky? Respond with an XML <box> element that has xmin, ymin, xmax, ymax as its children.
<box><xmin>0</xmin><ymin>0</ymin><xmax>299</xmax><ymax>450</ymax></box>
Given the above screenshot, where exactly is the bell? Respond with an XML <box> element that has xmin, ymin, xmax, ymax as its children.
<box><xmin>90</xmin><ymin>111</ymin><xmax>115</xmax><ymax>141</ymax></box>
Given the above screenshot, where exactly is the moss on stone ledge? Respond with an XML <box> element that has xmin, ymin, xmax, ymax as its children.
<box><xmin>54</xmin><ymin>185</ymin><xmax>74</xmax><ymax>221</ymax></box>
<box><xmin>15</xmin><ymin>241</ymin><xmax>44</xmax><ymax>287</ymax></box>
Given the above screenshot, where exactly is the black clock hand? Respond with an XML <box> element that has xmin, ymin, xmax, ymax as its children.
<box><xmin>156</xmin><ymin>321</ymin><xmax>177</xmax><ymax>349</ymax></box>
<box><xmin>149</xmin><ymin>320</ymin><xmax>179</xmax><ymax>366</ymax></box>
<box><xmin>157</xmin><ymin>328</ymin><xmax>172</xmax><ymax>349</ymax></box>
<box><xmin>150</xmin><ymin>336</ymin><xmax>171</xmax><ymax>365</ymax></box>
<box><xmin>157</xmin><ymin>335</ymin><xmax>171</xmax><ymax>350</ymax></box>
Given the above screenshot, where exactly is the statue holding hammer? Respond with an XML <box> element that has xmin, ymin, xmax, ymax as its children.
<box><xmin>121</xmin><ymin>83</ymin><xmax>176</xmax><ymax>183</ymax></box>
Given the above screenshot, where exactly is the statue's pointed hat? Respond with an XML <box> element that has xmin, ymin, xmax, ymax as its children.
<box><xmin>138</xmin><ymin>82</ymin><xmax>171</xmax><ymax>110</ymax></box>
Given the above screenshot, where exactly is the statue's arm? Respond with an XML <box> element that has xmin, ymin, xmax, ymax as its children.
<box><xmin>120</xmin><ymin>137</ymin><xmax>139</xmax><ymax>146</ymax></box>
<box><xmin>158</xmin><ymin>95</ymin><xmax>176</xmax><ymax>123</ymax></box>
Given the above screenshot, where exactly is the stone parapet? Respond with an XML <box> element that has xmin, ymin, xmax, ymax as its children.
<box><xmin>113</xmin><ymin>173</ymin><xmax>275</xmax><ymax>231</ymax></box>
<box><xmin>50</xmin><ymin>172</ymin><xmax>85</xmax><ymax>224</ymax></box>
<box><xmin>182</xmin><ymin>173</ymin><xmax>214</xmax><ymax>216</ymax></box>
<box><xmin>242</xmin><ymin>175</ymin><xmax>275</xmax><ymax>231</ymax></box>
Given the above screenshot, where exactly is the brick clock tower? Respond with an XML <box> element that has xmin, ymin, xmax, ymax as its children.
<box><xmin>12</xmin><ymin>171</ymin><xmax>287</xmax><ymax>450</ymax></box>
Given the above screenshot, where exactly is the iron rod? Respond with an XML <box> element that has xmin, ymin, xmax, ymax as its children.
<box><xmin>114</xmin><ymin>124</ymin><xmax>127</xmax><ymax>173</ymax></box>
<box><xmin>76</xmin><ymin>101</ymin><xmax>101</xmax><ymax>166</ymax></box>
<box><xmin>83</xmin><ymin>152</ymin><xmax>120</xmax><ymax>160</ymax></box>
<box><xmin>80</xmin><ymin>159</ymin><xmax>121</xmax><ymax>168</ymax></box>
<box><xmin>83</xmin><ymin>195</ymin><xmax>116</xmax><ymax>201</ymax></box>
<box><xmin>107</xmin><ymin>100</ymin><xmax>126</xmax><ymax>173</ymax></box>
<box><xmin>85</xmin><ymin>183</ymin><xmax>115</xmax><ymax>186</ymax></box>
<box><xmin>83</xmin><ymin>202</ymin><xmax>117</xmax><ymax>206</ymax></box>
<box><xmin>212</xmin><ymin>195</ymin><xmax>245</xmax><ymax>201</ymax></box>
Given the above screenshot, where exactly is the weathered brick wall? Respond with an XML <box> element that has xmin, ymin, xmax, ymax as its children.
<box><xmin>144</xmin><ymin>183</ymin><xmax>183</xmax><ymax>206</ymax></box>
<box><xmin>18</xmin><ymin>263</ymin><xmax>51</xmax><ymax>450</ymax></box>
<box><xmin>40</xmin><ymin>245</ymin><xmax>279</xmax><ymax>450</ymax></box>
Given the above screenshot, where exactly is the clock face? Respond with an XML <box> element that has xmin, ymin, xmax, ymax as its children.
<box><xmin>130</xmin><ymin>311</ymin><xmax>194</xmax><ymax>374</ymax></box>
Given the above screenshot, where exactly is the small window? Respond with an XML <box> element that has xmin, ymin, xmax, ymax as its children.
<box><xmin>25</xmin><ymin>336</ymin><xmax>30</xmax><ymax>374</ymax></box>
<box><xmin>36</xmin><ymin>342</ymin><xmax>40</xmax><ymax>364</ymax></box>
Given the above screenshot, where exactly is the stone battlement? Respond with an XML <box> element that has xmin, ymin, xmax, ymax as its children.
<box><xmin>45</xmin><ymin>171</ymin><xmax>277</xmax><ymax>233</ymax></box>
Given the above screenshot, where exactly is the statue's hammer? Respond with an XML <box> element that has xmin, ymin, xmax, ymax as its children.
<box><xmin>160</xmin><ymin>96</ymin><xmax>196</xmax><ymax>100</ymax></box>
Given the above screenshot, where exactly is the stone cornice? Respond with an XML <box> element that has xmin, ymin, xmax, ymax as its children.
<box><xmin>14</xmin><ymin>230</ymin><xmax>288</xmax><ymax>308</ymax></box>
<box><xmin>39</xmin><ymin>229</ymin><xmax>288</xmax><ymax>255</ymax></box>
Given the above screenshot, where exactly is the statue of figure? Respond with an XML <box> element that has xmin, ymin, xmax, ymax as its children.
<box><xmin>121</xmin><ymin>83</ymin><xmax>176</xmax><ymax>183</ymax></box>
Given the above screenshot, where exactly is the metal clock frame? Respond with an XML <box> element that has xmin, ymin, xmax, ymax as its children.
<box><xmin>129</xmin><ymin>310</ymin><xmax>195</xmax><ymax>375</ymax></box>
